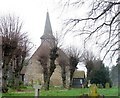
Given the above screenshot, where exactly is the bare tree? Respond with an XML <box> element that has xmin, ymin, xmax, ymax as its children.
<box><xmin>64</xmin><ymin>46</ymin><xmax>80</xmax><ymax>89</ymax></box>
<box><xmin>80</xmin><ymin>50</ymin><xmax>96</xmax><ymax>87</ymax></box>
<box><xmin>37</xmin><ymin>43</ymin><xmax>49</xmax><ymax>90</ymax></box>
<box><xmin>38</xmin><ymin>40</ymin><xmax>59</xmax><ymax>90</ymax></box>
<box><xmin>40</xmin><ymin>46</ymin><xmax>58</xmax><ymax>91</ymax></box>
<box><xmin>47</xmin><ymin>46</ymin><xmax>58</xmax><ymax>90</ymax></box>
<box><xmin>58</xmin><ymin>59</ymin><xmax>67</xmax><ymax>88</ymax></box>
<box><xmin>1</xmin><ymin>15</ymin><xmax>30</xmax><ymax>93</ymax></box>
<box><xmin>57</xmin><ymin>48</ymin><xmax>69</xmax><ymax>88</ymax></box>
<box><xmin>37</xmin><ymin>30</ymin><xmax>66</xmax><ymax>90</ymax></box>
<box><xmin>61</xmin><ymin>0</ymin><xmax>120</xmax><ymax>61</ymax></box>
<box><xmin>54</xmin><ymin>32</ymin><xmax>70</xmax><ymax>88</ymax></box>
<box><xmin>11</xmin><ymin>39</ymin><xmax>31</xmax><ymax>89</ymax></box>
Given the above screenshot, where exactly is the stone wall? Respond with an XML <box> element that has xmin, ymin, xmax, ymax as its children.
<box><xmin>25</xmin><ymin>59</ymin><xmax>64</xmax><ymax>86</ymax></box>
<box><xmin>24</xmin><ymin>59</ymin><xmax>44</xmax><ymax>85</ymax></box>
<box><xmin>50</xmin><ymin>65</ymin><xmax>62</xmax><ymax>86</ymax></box>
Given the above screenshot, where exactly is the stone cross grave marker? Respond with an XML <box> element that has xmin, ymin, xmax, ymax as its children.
<box><xmin>33</xmin><ymin>84</ymin><xmax>42</xmax><ymax>98</ymax></box>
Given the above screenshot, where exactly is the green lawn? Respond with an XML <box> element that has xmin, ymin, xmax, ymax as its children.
<box><xmin>1</xmin><ymin>86</ymin><xmax>118</xmax><ymax>97</ymax></box>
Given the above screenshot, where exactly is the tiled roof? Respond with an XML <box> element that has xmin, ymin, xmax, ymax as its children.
<box><xmin>73</xmin><ymin>70</ymin><xmax>85</xmax><ymax>78</ymax></box>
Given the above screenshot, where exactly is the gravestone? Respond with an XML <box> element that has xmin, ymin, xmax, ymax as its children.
<box><xmin>89</xmin><ymin>84</ymin><xmax>98</xmax><ymax>97</ymax></box>
<box><xmin>80</xmin><ymin>84</ymin><xmax>104</xmax><ymax>98</ymax></box>
<box><xmin>105</xmin><ymin>83</ymin><xmax>110</xmax><ymax>89</ymax></box>
<box><xmin>33</xmin><ymin>84</ymin><xmax>42</xmax><ymax>98</ymax></box>
<box><xmin>30</xmin><ymin>79</ymin><xmax>33</xmax><ymax>86</ymax></box>
<box><xmin>88</xmin><ymin>80</ymin><xmax>91</xmax><ymax>87</ymax></box>
<box><xmin>97</xmin><ymin>84</ymin><xmax>100</xmax><ymax>88</ymax></box>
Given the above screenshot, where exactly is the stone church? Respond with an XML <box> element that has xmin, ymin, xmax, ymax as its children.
<box><xmin>24</xmin><ymin>12</ymin><xmax>70</xmax><ymax>86</ymax></box>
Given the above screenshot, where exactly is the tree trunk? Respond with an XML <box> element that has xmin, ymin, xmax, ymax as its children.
<box><xmin>14</xmin><ymin>72</ymin><xmax>20</xmax><ymax>90</ymax></box>
<box><xmin>43</xmin><ymin>68</ymin><xmax>48</xmax><ymax>89</ymax></box>
<box><xmin>45</xmin><ymin>60</ymin><xmax>56</xmax><ymax>90</ymax></box>
<box><xmin>45</xmin><ymin>76</ymin><xmax>50</xmax><ymax>90</ymax></box>
<box><xmin>86</xmin><ymin>69</ymin><xmax>90</xmax><ymax>88</ymax></box>
<box><xmin>2</xmin><ymin>65</ymin><xmax>8</xmax><ymax>93</ymax></box>
<box><xmin>43</xmin><ymin>73</ymin><xmax>51</xmax><ymax>91</ymax></box>
<box><xmin>43</xmin><ymin>47</ymin><xmax>58</xmax><ymax>90</ymax></box>
<box><xmin>66</xmin><ymin>70</ymin><xmax>70</xmax><ymax>89</ymax></box>
<box><xmin>2</xmin><ymin>56</ymin><xmax>11</xmax><ymax>93</ymax></box>
<box><xmin>61</xmin><ymin>66</ymin><xmax>66</xmax><ymax>88</ymax></box>
<box><xmin>69</xmin><ymin>70</ymin><xmax>74</xmax><ymax>89</ymax></box>
<box><xmin>45</xmin><ymin>73</ymin><xmax>53</xmax><ymax>90</ymax></box>
<box><xmin>13</xmin><ymin>57</ymin><xmax>23</xmax><ymax>90</ymax></box>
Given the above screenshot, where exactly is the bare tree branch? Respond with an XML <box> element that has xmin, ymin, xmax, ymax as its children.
<box><xmin>61</xmin><ymin>0</ymin><xmax>120</xmax><ymax>61</ymax></box>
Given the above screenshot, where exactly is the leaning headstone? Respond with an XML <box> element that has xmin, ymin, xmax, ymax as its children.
<box><xmin>33</xmin><ymin>84</ymin><xmax>42</xmax><ymax>98</ymax></box>
<box><xmin>105</xmin><ymin>83</ymin><xmax>110</xmax><ymax>89</ymax></box>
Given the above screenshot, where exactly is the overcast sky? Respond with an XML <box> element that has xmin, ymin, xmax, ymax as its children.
<box><xmin>0</xmin><ymin>0</ymin><xmax>116</xmax><ymax>70</ymax></box>
<box><xmin>0</xmin><ymin>0</ymin><xmax>59</xmax><ymax>48</ymax></box>
<box><xmin>0</xmin><ymin>0</ymin><xmax>88</xmax><ymax>48</ymax></box>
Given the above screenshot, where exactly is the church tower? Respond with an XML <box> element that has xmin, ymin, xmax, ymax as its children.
<box><xmin>41</xmin><ymin>12</ymin><xmax>55</xmax><ymax>46</ymax></box>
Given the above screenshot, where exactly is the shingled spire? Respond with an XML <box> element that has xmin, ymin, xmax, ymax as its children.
<box><xmin>41</xmin><ymin>11</ymin><xmax>55</xmax><ymax>44</ymax></box>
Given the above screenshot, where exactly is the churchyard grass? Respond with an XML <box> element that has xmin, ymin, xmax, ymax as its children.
<box><xmin>2</xmin><ymin>86</ymin><xmax>118</xmax><ymax>96</ymax></box>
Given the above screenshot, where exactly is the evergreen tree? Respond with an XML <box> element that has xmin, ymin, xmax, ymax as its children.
<box><xmin>110</xmin><ymin>65</ymin><xmax>118</xmax><ymax>87</ymax></box>
<box><xmin>90</xmin><ymin>63</ymin><xmax>112</xmax><ymax>87</ymax></box>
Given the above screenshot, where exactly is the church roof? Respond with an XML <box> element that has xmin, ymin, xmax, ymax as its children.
<box><xmin>73</xmin><ymin>70</ymin><xmax>85</xmax><ymax>78</ymax></box>
<box><xmin>41</xmin><ymin>12</ymin><xmax>55</xmax><ymax>40</ymax></box>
